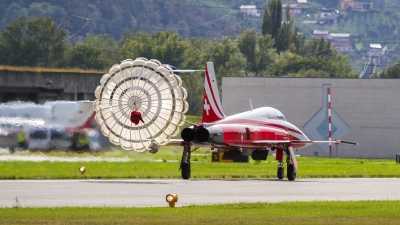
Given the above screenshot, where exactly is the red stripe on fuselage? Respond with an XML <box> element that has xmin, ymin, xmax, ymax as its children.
<box><xmin>216</xmin><ymin>118</ymin><xmax>303</xmax><ymax>136</ymax></box>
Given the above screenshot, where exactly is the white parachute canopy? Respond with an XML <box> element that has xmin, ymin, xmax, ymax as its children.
<box><xmin>93</xmin><ymin>58</ymin><xmax>188</xmax><ymax>152</ymax></box>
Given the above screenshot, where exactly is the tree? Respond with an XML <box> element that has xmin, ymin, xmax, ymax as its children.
<box><xmin>151</xmin><ymin>32</ymin><xmax>186</xmax><ymax>67</ymax></box>
<box><xmin>25</xmin><ymin>17</ymin><xmax>67</xmax><ymax>67</ymax></box>
<box><xmin>85</xmin><ymin>33</ymin><xmax>118</xmax><ymax>66</ymax></box>
<box><xmin>119</xmin><ymin>30</ymin><xmax>153</xmax><ymax>60</ymax></box>
<box><xmin>271</xmin><ymin>50</ymin><xmax>356</xmax><ymax>78</ymax></box>
<box><xmin>0</xmin><ymin>16</ymin><xmax>26</xmax><ymax>66</ymax></box>
<box><xmin>262</xmin><ymin>1</ymin><xmax>303</xmax><ymax>53</ymax></box>
<box><xmin>317</xmin><ymin>0</ymin><xmax>340</xmax><ymax>8</ymax></box>
<box><xmin>376</xmin><ymin>61</ymin><xmax>400</xmax><ymax>78</ymax></box>
<box><xmin>0</xmin><ymin>16</ymin><xmax>66</xmax><ymax>67</ymax></box>
<box><xmin>209</xmin><ymin>37</ymin><xmax>245</xmax><ymax>86</ymax></box>
<box><xmin>64</xmin><ymin>44</ymin><xmax>107</xmax><ymax>70</ymax></box>
<box><xmin>237</xmin><ymin>29</ymin><xmax>276</xmax><ymax>76</ymax></box>
<box><xmin>300</xmin><ymin>38</ymin><xmax>332</xmax><ymax>59</ymax></box>
<box><xmin>262</xmin><ymin>0</ymin><xmax>282</xmax><ymax>44</ymax></box>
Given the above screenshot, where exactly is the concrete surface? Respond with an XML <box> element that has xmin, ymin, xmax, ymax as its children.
<box><xmin>0</xmin><ymin>179</ymin><xmax>399</xmax><ymax>207</ymax></box>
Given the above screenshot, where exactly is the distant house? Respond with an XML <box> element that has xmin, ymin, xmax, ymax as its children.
<box><xmin>341</xmin><ymin>0</ymin><xmax>374</xmax><ymax>12</ymax></box>
<box><xmin>328</xmin><ymin>33</ymin><xmax>352</xmax><ymax>53</ymax></box>
<box><xmin>297</xmin><ymin>0</ymin><xmax>307</xmax><ymax>4</ymax></box>
<box><xmin>240</xmin><ymin>5</ymin><xmax>260</xmax><ymax>17</ymax></box>
<box><xmin>283</xmin><ymin>3</ymin><xmax>302</xmax><ymax>15</ymax></box>
<box><xmin>331</xmin><ymin>42</ymin><xmax>353</xmax><ymax>54</ymax></box>
<box><xmin>303</xmin><ymin>20</ymin><xmax>318</xmax><ymax>25</ymax></box>
<box><xmin>319</xmin><ymin>14</ymin><xmax>340</xmax><ymax>26</ymax></box>
<box><xmin>313</xmin><ymin>30</ymin><xmax>330</xmax><ymax>39</ymax></box>
<box><xmin>320</xmin><ymin>8</ymin><xmax>335</xmax><ymax>18</ymax></box>
<box><xmin>328</xmin><ymin>33</ymin><xmax>350</xmax><ymax>42</ymax></box>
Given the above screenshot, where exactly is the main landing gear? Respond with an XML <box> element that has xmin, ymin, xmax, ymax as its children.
<box><xmin>180</xmin><ymin>145</ymin><xmax>191</xmax><ymax>179</ymax></box>
<box><xmin>276</xmin><ymin>145</ymin><xmax>296</xmax><ymax>181</ymax></box>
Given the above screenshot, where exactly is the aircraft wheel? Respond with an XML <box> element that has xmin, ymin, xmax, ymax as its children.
<box><xmin>181</xmin><ymin>162</ymin><xmax>191</xmax><ymax>180</ymax></box>
<box><xmin>9</xmin><ymin>147</ymin><xmax>15</xmax><ymax>154</ymax></box>
<box><xmin>287</xmin><ymin>164</ymin><xmax>296</xmax><ymax>181</ymax></box>
<box><xmin>277</xmin><ymin>166</ymin><xmax>284</xmax><ymax>180</ymax></box>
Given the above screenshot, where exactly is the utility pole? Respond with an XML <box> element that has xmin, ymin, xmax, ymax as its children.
<box><xmin>64</xmin><ymin>0</ymin><xmax>72</xmax><ymax>40</ymax></box>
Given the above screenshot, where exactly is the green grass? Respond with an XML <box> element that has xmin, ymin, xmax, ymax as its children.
<box><xmin>1</xmin><ymin>201</ymin><xmax>399</xmax><ymax>224</ymax></box>
<box><xmin>1</xmin><ymin>148</ymin><xmax>399</xmax><ymax>179</ymax></box>
<box><xmin>0</xmin><ymin>65</ymin><xmax>105</xmax><ymax>74</ymax></box>
<box><xmin>355</xmin><ymin>42</ymin><xmax>363</xmax><ymax>51</ymax></box>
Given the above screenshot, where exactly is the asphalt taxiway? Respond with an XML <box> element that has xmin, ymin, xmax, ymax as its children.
<box><xmin>0</xmin><ymin>178</ymin><xmax>399</xmax><ymax>207</ymax></box>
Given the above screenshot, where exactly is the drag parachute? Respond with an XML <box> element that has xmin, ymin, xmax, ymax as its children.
<box><xmin>93</xmin><ymin>58</ymin><xmax>188</xmax><ymax>152</ymax></box>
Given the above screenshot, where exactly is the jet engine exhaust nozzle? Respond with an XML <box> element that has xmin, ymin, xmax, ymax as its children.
<box><xmin>196</xmin><ymin>127</ymin><xmax>210</xmax><ymax>142</ymax></box>
<box><xmin>181</xmin><ymin>128</ymin><xmax>195</xmax><ymax>142</ymax></box>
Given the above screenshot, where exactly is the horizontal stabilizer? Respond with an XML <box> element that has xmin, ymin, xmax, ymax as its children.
<box><xmin>252</xmin><ymin>140</ymin><xmax>291</xmax><ymax>144</ymax></box>
<box><xmin>173</xmin><ymin>70</ymin><xmax>205</xmax><ymax>73</ymax></box>
<box><xmin>291</xmin><ymin>140</ymin><xmax>358</xmax><ymax>145</ymax></box>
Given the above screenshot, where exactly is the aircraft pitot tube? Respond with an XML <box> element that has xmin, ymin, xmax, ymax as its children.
<box><xmin>93</xmin><ymin>58</ymin><xmax>188</xmax><ymax>153</ymax></box>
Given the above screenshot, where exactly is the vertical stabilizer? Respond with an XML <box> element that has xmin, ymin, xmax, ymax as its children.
<box><xmin>202</xmin><ymin>62</ymin><xmax>226</xmax><ymax>123</ymax></box>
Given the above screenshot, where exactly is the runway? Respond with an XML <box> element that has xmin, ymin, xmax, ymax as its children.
<box><xmin>0</xmin><ymin>178</ymin><xmax>399</xmax><ymax>207</ymax></box>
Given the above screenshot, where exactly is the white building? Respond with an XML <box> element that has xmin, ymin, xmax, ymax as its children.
<box><xmin>329</xmin><ymin>33</ymin><xmax>350</xmax><ymax>41</ymax></box>
<box><xmin>240</xmin><ymin>5</ymin><xmax>260</xmax><ymax>17</ymax></box>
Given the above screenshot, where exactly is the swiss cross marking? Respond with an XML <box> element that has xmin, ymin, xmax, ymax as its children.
<box><xmin>204</xmin><ymin>99</ymin><xmax>210</xmax><ymax>115</ymax></box>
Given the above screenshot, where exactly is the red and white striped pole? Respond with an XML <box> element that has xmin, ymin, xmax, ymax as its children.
<box><xmin>328</xmin><ymin>87</ymin><xmax>332</xmax><ymax>157</ymax></box>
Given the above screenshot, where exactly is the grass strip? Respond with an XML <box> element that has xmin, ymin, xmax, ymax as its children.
<box><xmin>0</xmin><ymin>201</ymin><xmax>399</xmax><ymax>224</ymax></box>
<box><xmin>1</xmin><ymin>152</ymin><xmax>399</xmax><ymax>179</ymax></box>
<box><xmin>0</xmin><ymin>65</ymin><xmax>105</xmax><ymax>74</ymax></box>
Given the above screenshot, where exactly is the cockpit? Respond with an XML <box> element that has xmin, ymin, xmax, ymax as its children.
<box><xmin>266</xmin><ymin>108</ymin><xmax>286</xmax><ymax>121</ymax></box>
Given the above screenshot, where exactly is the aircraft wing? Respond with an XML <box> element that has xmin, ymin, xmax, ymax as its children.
<box><xmin>163</xmin><ymin>139</ymin><xmax>358</xmax><ymax>148</ymax></box>
<box><xmin>290</xmin><ymin>140</ymin><xmax>358</xmax><ymax>145</ymax></box>
<box><xmin>252</xmin><ymin>140</ymin><xmax>291</xmax><ymax>144</ymax></box>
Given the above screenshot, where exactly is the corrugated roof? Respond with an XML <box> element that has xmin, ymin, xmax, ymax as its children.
<box><xmin>370</xmin><ymin>44</ymin><xmax>382</xmax><ymax>49</ymax></box>
<box><xmin>240</xmin><ymin>5</ymin><xmax>256</xmax><ymax>9</ymax></box>
<box><xmin>329</xmin><ymin>33</ymin><xmax>350</xmax><ymax>38</ymax></box>
<box><xmin>303</xmin><ymin>20</ymin><xmax>318</xmax><ymax>24</ymax></box>
<box><xmin>313</xmin><ymin>30</ymin><xmax>330</xmax><ymax>35</ymax></box>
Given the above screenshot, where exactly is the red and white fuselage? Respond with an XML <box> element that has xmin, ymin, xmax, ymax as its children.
<box><xmin>199</xmin><ymin>107</ymin><xmax>311</xmax><ymax>150</ymax></box>
<box><xmin>177</xmin><ymin>61</ymin><xmax>357</xmax><ymax>173</ymax></box>
<box><xmin>181</xmin><ymin>62</ymin><xmax>311</xmax><ymax>151</ymax></box>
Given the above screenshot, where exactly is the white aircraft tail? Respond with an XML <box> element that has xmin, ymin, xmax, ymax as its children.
<box><xmin>202</xmin><ymin>62</ymin><xmax>226</xmax><ymax>123</ymax></box>
<box><xmin>47</xmin><ymin>101</ymin><xmax>95</xmax><ymax>129</ymax></box>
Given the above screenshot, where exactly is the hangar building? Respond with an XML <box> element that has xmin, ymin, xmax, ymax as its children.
<box><xmin>222</xmin><ymin>77</ymin><xmax>400</xmax><ymax>159</ymax></box>
<box><xmin>0</xmin><ymin>70</ymin><xmax>101</xmax><ymax>103</ymax></box>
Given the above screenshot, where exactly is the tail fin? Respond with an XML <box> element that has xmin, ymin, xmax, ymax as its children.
<box><xmin>49</xmin><ymin>101</ymin><xmax>95</xmax><ymax>129</ymax></box>
<box><xmin>202</xmin><ymin>62</ymin><xmax>226</xmax><ymax>123</ymax></box>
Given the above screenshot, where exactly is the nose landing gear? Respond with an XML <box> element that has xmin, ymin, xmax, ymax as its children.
<box><xmin>276</xmin><ymin>144</ymin><xmax>297</xmax><ymax>181</ymax></box>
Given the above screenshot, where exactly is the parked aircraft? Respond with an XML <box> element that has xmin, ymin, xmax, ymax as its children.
<box><xmin>0</xmin><ymin>101</ymin><xmax>97</xmax><ymax>152</ymax></box>
<box><xmin>94</xmin><ymin>58</ymin><xmax>357</xmax><ymax>181</ymax></box>
<box><xmin>175</xmin><ymin>62</ymin><xmax>357</xmax><ymax>181</ymax></box>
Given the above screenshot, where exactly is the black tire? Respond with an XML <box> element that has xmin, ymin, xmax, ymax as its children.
<box><xmin>9</xmin><ymin>147</ymin><xmax>15</xmax><ymax>154</ymax></box>
<box><xmin>181</xmin><ymin>162</ymin><xmax>191</xmax><ymax>180</ymax></box>
<box><xmin>287</xmin><ymin>164</ymin><xmax>296</xmax><ymax>181</ymax></box>
<box><xmin>277</xmin><ymin>166</ymin><xmax>284</xmax><ymax>180</ymax></box>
